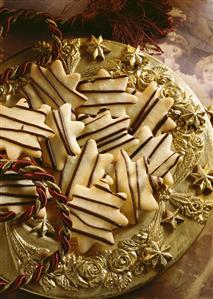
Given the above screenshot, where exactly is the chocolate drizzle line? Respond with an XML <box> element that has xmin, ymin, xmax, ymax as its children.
<box><xmin>121</xmin><ymin>150</ymin><xmax>137</xmax><ymax>223</ymax></box>
<box><xmin>87</xmin><ymin>154</ymin><xmax>99</xmax><ymax>187</ymax></box>
<box><xmin>152</xmin><ymin>114</ymin><xmax>169</xmax><ymax>135</ymax></box>
<box><xmin>0</xmin><ymin>192</ymin><xmax>37</xmax><ymax>199</ymax></box>
<box><xmin>45</xmin><ymin>140</ymin><xmax>57</xmax><ymax>169</ymax></box>
<box><xmin>48</xmin><ymin>68</ymin><xmax>87</xmax><ymax>101</ymax></box>
<box><xmin>78</xmin><ymin>74</ymin><xmax>128</xmax><ymax>86</ymax></box>
<box><xmin>37</xmin><ymin>65</ymin><xmax>66</xmax><ymax>105</ymax></box>
<box><xmin>69</xmin><ymin>209</ymin><xmax>111</xmax><ymax>232</ymax></box>
<box><xmin>136</xmin><ymin>161</ymin><xmax>141</xmax><ymax>210</ymax></box>
<box><xmin>84</xmin><ymin>110</ymin><xmax>109</xmax><ymax>126</ymax></box>
<box><xmin>53</xmin><ymin>111</ymin><xmax>69</xmax><ymax>153</ymax></box>
<box><xmin>65</xmin><ymin>140</ymin><xmax>90</xmax><ymax>196</ymax></box>
<box><xmin>71</xmin><ymin>193</ymin><xmax>119</xmax><ymax>209</ymax></box>
<box><xmin>130</xmin><ymin>136</ymin><xmax>153</xmax><ymax>159</ymax></box>
<box><xmin>83</xmin><ymin>90</ymin><xmax>125</xmax><ymax>94</ymax></box>
<box><xmin>77</xmin><ymin>117</ymin><xmax>129</xmax><ymax>140</ymax></box>
<box><xmin>31</xmin><ymin>78</ymin><xmax>60</xmax><ymax>108</ymax></box>
<box><xmin>14</xmin><ymin>105</ymin><xmax>47</xmax><ymax>116</ymax></box>
<box><xmin>0</xmin><ymin>127</ymin><xmax>48</xmax><ymax>139</ymax></box>
<box><xmin>98</xmin><ymin>131</ymin><xmax>128</xmax><ymax>149</ymax></box>
<box><xmin>69</xmin><ymin>203</ymin><xmax>122</xmax><ymax>227</ymax></box>
<box><xmin>148</xmin><ymin>133</ymin><xmax>169</xmax><ymax>159</ymax></box>
<box><xmin>0</xmin><ymin>136</ymin><xmax>42</xmax><ymax>151</ymax></box>
<box><xmin>77</xmin><ymin>102</ymin><xmax>134</xmax><ymax>108</ymax></box>
<box><xmin>94</xmin><ymin>183</ymin><xmax>126</xmax><ymax>200</ymax></box>
<box><xmin>96</xmin><ymin>127</ymin><xmax>128</xmax><ymax>145</ymax></box>
<box><xmin>150</xmin><ymin>153</ymin><xmax>179</xmax><ymax>176</ymax></box>
<box><xmin>0</xmin><ymin>113</ymin><xmax>53</xmax><ymax>134</ymax></box>
<box><xmin>100</xmin><ymin>137</ymin><xmax>135</xmax><ymax>154</ymax></box>
<box><xmin>130</xmin><ymin>89</ymin><xmax>158</xmax><ymax>134</ymax></box>
<box><xmin>0</xmin><ymin>183</ymin><xmax>35</xmax><ymax>188</ymax></box>
<box><xmin>0</xmin><ymin>200</ymin><xmax>35</xmax><ymax>206</ymax></box>
<box><xmin>161</xmin><ymin>155</ymin><xmax>180</xmax><ymax>177</ymax></box>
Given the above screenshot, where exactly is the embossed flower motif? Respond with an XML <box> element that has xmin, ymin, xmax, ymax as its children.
<box><xmin>189</xmin><ymin>135</ymin><xmax>204</xmax><ymax>149</ymax></box>
<box><xmin>161</xmin><ymin>82</ymin><xmax>183</xmax><ymax>100</ymax></box>
<box><xmin>104</xmin><ymin>272</ymin><xmax>120</xmax><ymax>289</ymax></box>
<box><xmin>78</xmin><ymin>257</ymin><xmax>107</xmax><ymax>287</ymax></box>
<box><xmin>109</xmin><ymin>249</ymin><xmax>137</xmax><ymax>273</ymax></box>
<box><xmin>139</xmin><ymin>69</ymin><xmax>156</xmax><ymax>86</ymax></box>
<box><xmin>61</xmin><ymin>39</ymin><xmax>80</xmax><ymax>57</ymax></box>
<box><xmin>152</xmin><ymin>67</ymin><xmax>171</xmax><ymax>85</ymax></box>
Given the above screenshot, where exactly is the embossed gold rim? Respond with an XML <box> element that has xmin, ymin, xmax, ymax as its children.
<box><xmin>0</xmin><ymin>38</ymin><xmax>212</xmax><ymax>299</ymax></box>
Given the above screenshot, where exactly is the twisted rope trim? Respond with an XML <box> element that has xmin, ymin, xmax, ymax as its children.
<box><xmin>0</xmin><ymin>156</ymin><xmax>72</xmax><ymax>292</ymax></box>
<box><xmin>0</xmin><ymin>7</ymin><xmax>63</xmax><ymax>84</ymax></box>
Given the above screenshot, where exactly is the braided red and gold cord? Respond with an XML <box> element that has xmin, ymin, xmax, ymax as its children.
<box><xmin>0</xmin><ymin>156</ymin><xmax>72</xmax><ymax>292</ymax></box>
<box><xmin>0</xmin><ymin>7</ymin><xmax>63</xmax><ymax>84</ymax></box>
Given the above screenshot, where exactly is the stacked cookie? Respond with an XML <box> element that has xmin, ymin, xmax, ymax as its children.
<box><xmin>0</xmin><ymin>60</ymin><xmax>180</xmax><ymax>253</ymax></box>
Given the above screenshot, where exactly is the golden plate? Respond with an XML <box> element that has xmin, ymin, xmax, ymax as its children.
<box><xmin>0</xmin><ymin>37</ymin><xmax>213</xmax><ymax>299</ymax></box>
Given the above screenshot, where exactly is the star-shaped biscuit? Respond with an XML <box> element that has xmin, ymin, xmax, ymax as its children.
<box><xmin>128</xmin><ymin>126</ymin><xmax>180</xmax><ymax>186</ymax></box>
<box><xmin>76</xmin><ymin>69</ymin><xmax>137</xmax><ymax>117</ymax></box>
<box><xmin>21</xmin><ymin>60</ymin><xmax>87</xmax><ymax>109</ymax></box>
<box><xmin>41</xmin><ymin>103</ymin><xmax>85</xmax><ymax>171</ymax></box>
<box><xmin>0</xmin><ymin>99</ymin><xmax>54</xmax><ymax>159</ymax></box>
<box><xmin>77</xmin><ymin>109</ymin><xmax>138</xmax><ymax>157</ymax></box>
<box><xmin>115</xmin><ymin>150</ymin><xmax>159</xmax><ymax>224</ymax></box>
<box><xmin>127</xmin><ymin>82</ymin><xmax>176</xmax><ymax>136</ymax></box>
<box><xmin>68</xmin><ymin>178</ymin><xmax>128</xmax><ymax>253</ymax></box>
<box><xmin>60</xmin><ymin>139</ymin><xmax>113</xmax><ymax>199</ymax></box>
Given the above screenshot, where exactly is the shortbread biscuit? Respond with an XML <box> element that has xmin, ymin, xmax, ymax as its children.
<box><xmin>0</xmin><ymin>174</ymin><xmax>38</xmax><ymax>214</ymax></box>
<box><xmin>42</xmin><ymin>103</ymin><xmax>84</xmax><ymax>171</ymax></box>
<box><xmin>21</xmin><ymin>60</ymin><xmax>87</xmax><ymax>109</ymax></box>
<box><xmin>77</xmin><ymin>109</ymin><xmax>138</xmax><ymax>156</ymax></box>
<box><xmin>76</xmin><ymin>69</ymin><xmax>137</xmax><ymax>117</ymax></box>
<box><xmin>128</xmin><ymin>126</ymin><xmax>180</xmax><ymax>185</ymax></box>
<box><xmin>69</xmin><ymin>178</ymin><xmax>128</xmax><ymax>253</ymax></box>
<box><xmin>115</xmin><ymin>150</ymin><xmax>159</xmax><ymax>224</ymax></box>
<box><xmin>127</xmin><ymin>82</ymin><xmax>176</xmax><ymax>136</ymax></box>
<box><xmin>0</xmin><ymin>98</ymin><xmax>54</xmax><ymax>159</ymax></box>
<box><xmin>61</xmin><ymin>139</ymin><xmax>113</xmax><ymax>199</ymax></box>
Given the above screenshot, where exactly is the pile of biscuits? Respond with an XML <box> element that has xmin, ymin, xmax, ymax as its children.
<box><xmin>0</xmin><ymin>60</ymin><xmax>180</xmax><ymax>253</ymax></box>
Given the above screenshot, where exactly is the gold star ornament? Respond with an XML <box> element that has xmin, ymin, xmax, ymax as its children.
<box><xmin>191</xmin><ymin>164</ymin><xmax>213</xmax><ymax>193</ymax></box>
<box><xmin>180</xmin><ymin>104</ymin><xmax>205</xmax><ymax>129</ymax></box>
<box><xmin>161</xmin><ymin>209</ymin><xmax>184</xmax><ymax>231</ymax></box>
<box><xmin>86</xmin><ymin>35</ymin><xmax>111</xmax><ymax>60</ymax></box>
<box><xmin>123</xmin><ymin>45</ymin><xmax>145</xmax><ymax>68</ymax></box>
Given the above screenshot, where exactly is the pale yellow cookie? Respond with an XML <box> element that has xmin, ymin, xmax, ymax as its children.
<box><xmin>128</xmin><ymin>126</ymin><xmax>180</xmax><ymax>185</ymax></box>
<box><xmin>42</xmin><ymin>103</ymin><xmax>84</xmax><ymax>171</ymax></box>
<box><xmin>21</xmin><ymin>60</ymin><xmax>87</xmax><ymax>109</ymax></box>
<box><xmin>115</xmin><ymin>150</ymin><xmax>159</xmax><ymax>225</ymax></box>
<box><xmin>0</xmin><ymin>174</ymin><xmax>38</xmax><ymax>214</ymax></box>
<box><xmin>76</xmin><ymin>69</ymin><xmax>137</xmax><ymax>117</ymax></box>
<box><xmin>68</xmin><ymin>178</ymin><xmax>128</xmax><ymax>253</ymax></box>
<box><xmin>77</xmin><ymin>109</ymin><xmax>138</xmax><ymax>157</ymax></box>
<box><xmin>0</xmin><ymin>99</ymin><xmax>54</xmax><ymax>159</ymax></box>
<box><xmin>60</xmin><ymin>139</ymin><xmax>113</xmax><ymax>199</ymax></box>
<box><xmin>127</xmin><ymin>82</ymin><xmax>176</xmax><ymax>136</ymax></box>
